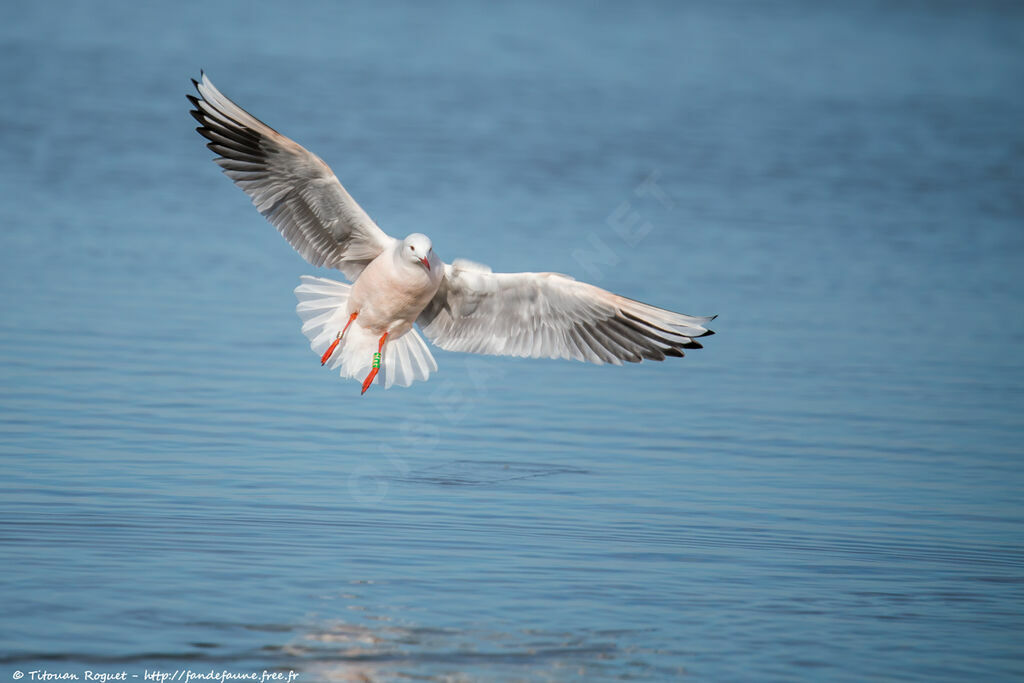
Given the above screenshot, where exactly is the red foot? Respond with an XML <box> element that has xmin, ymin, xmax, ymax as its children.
<box><xmin>320</xmin><ymin>337</ymin><xmax>341</xmax><ymax>366</ymax></box>
<box><xmin>360</xmin><ymin>367</ymin><xmax>379</xmax><ymax>394</ymax></box>
<box><xmin>321</xmin><ymin>312</ymin><xmax>358</xmax><ymax>365</ymax></box>
<box><xmin>360</xmin><ymin>332</ymin><xmax>389</xmax><ymax>395</ymax></box>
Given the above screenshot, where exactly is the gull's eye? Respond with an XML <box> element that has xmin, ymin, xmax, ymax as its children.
<box><xmin>409</xmin><ymin>245</ymin><xmax>414</xmax><ymax>251</ymax></box>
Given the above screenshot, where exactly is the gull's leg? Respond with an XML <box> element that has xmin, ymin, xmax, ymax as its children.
<box><xmin>360</xmin><ymin>331</ymin><xmax>389</xmax><ymax>395</ymax></box>
<box><xmin>321</xmin><ymin>311</ymin><xmax>359</xmax><ymax>366</ymax></box>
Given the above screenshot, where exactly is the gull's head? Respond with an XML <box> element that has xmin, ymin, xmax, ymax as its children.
<box><xmin>402</xmin><ymin>233</ymin><xmax>433</xmax><ymax>271</ymax></box>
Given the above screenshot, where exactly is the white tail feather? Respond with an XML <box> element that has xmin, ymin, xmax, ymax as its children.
<box><xmin>294</xmin><ymin>275</ymin><xmax>438</xmax><ymax>389</ymax></box>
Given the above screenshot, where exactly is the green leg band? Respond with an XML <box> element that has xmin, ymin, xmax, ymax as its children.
<box><xmin>372</xmin><ymin>352</ymin><xmax>381</xmax><ymax>369</ymax></box>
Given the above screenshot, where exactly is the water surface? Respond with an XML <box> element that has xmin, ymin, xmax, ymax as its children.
<box><xmin>2</xmin><ymin>1</ymin><xmax>1023</xmax><ymax>680</ymax></box>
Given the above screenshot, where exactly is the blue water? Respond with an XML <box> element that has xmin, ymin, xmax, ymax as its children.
<box><xmin>2</xmin><ymin>1</ymin><xmax>1023</xmax><ymax>680</ymax></box>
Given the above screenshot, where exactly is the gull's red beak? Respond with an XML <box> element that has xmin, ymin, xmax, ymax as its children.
<box><xmin>420</xmin><ymin>257</ymin><xmax>431</xmax><ymax>270</ymax></box>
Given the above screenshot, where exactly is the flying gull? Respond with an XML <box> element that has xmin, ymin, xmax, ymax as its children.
<box><xmin>188</xmin><ymin>73</ymin><xmax>715</xmax><ymax>394</ymax></box>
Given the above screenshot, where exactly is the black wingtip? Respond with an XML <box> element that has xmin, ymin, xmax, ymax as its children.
<box><xmin>682</xmin><ymin>341</ymin><xmax>703</xmax><ymax>349</ymax></box>
<box><xmin>697</xmin><ymin>329</ymin><xmax>715</xmax><ymax>338</ymax></box>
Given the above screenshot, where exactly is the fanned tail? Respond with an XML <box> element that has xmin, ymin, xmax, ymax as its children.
<box><xmin>294</xmin><ymin>275</ymin><xmax>437</xmax><ymax>390</ymax></box>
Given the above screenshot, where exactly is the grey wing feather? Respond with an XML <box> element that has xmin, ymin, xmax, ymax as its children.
<box><xmin>188</xmin><ymin>72</ymin><xmax>395</xmax><ymax>280</ymax></box>
<box><xmin>417</xmin><ymin>261</ymin><xmax>715</xmax><ymax>365</ymax></box>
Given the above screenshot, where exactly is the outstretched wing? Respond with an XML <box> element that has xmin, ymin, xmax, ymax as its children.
<box><xmin>417</xmin><ymin>260</ymin><xmax>715</xmax><ymax>365</ymax></box>
<box><xmin>189</xmin><ymin>72</ymin><xmax>395</xmax><ymax>281</ymax></box>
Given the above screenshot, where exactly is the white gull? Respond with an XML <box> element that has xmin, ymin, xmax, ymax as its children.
<box><xmin>189</xmin><ymin>73</ymin><xmax>715</xmax><ymax>394</ymax></box>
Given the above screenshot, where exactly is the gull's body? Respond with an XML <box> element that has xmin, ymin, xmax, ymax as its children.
<box><xmin>189</xmin><ymin>73</ymin><xmax>715</xmax><ymax>393</ymax></box>
<box><xmin>348</xmin><ymin>236</ymin><xmax>443</xmax><ymax>340</ymax></box>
